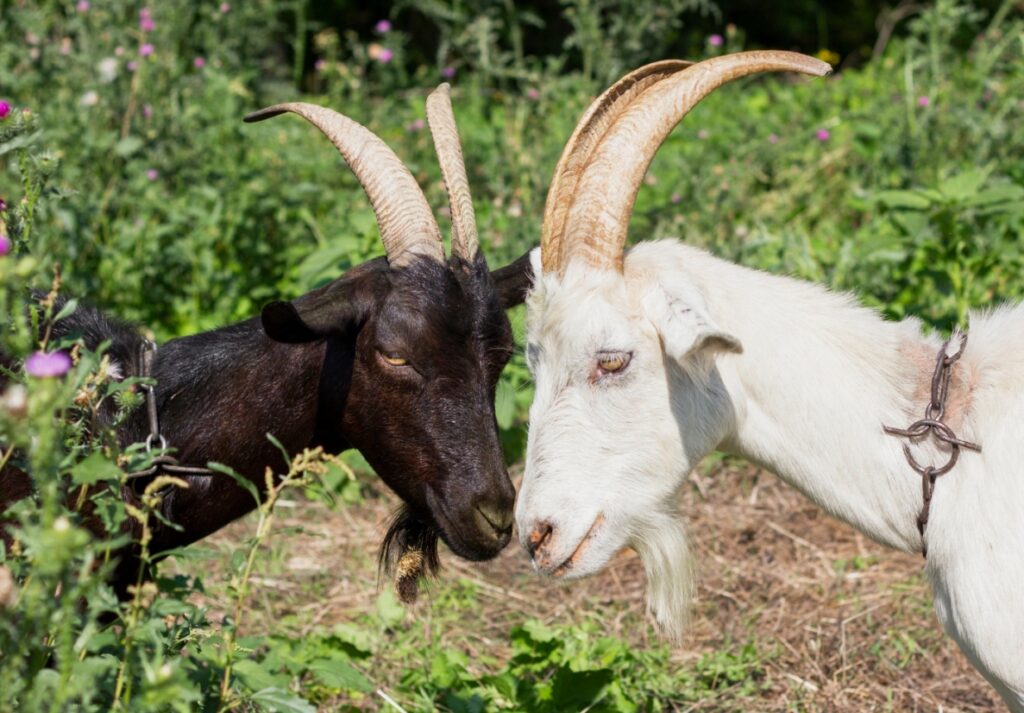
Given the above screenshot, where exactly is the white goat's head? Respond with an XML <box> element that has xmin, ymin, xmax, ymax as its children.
<box><xmin>515</xmin><ymin>51</ymin><xmax>831</xmax><ymax>638</ymax></box>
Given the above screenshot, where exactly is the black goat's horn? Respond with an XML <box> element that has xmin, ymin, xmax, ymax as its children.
<box><xmin>245</xmin><ymin>102</ymin><xmax>444</xmax><ymax>267</ymax></box>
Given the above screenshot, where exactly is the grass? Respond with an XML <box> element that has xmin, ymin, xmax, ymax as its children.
<box><xmin>170</xmin><ymin>462</ymin><xmax>997</xmax><ymax>711</ymax></box>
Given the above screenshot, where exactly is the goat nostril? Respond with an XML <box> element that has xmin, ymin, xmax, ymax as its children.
<box><xmin>475</xmin><ymin>504</ymin><xmax>513</xmax><ymax>538</ymax></box>
<box><xmin>526</xmin><ymin>522</ymin><xmax>554</xmax><ymax>558</ymax></box>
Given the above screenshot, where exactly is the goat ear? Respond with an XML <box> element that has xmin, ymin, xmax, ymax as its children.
<box><xmin>262</xmin><ymin>265</ymin><xmax>388</xmax><ymax>344</ymax></box>
<box><xmin>643</xmin><ymin>283</ymin><xmax>742</xmax><ymax>362</ymax></box>
<box><xmin>490</xmin><ymin>247</ymin><xmax>537</xmax><ymax>309</ymax></box>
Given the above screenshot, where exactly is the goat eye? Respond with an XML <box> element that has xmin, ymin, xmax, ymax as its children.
<box><xmin>380</xmin><ymin>352</ymin><xmax>409</xmax><ymax>367</ymax></box>
<box><xmin>596</xmin><ymin>352</ymin><xmax>631</xmax><ymax>374</ymax></box>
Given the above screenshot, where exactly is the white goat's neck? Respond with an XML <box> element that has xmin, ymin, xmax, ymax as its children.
<box><xmin>638</xmin><ymin>242</ymin><xmax>946</xmax><ymax>552</ymax></box>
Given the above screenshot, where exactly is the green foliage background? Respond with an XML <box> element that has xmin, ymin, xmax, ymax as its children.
<box><xmin>0</xmin><ymin>0</ymin><xmax>1021</xmax><ymax>709</ymax></box>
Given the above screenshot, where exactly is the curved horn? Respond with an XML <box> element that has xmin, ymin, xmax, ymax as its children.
<box><xmin>426</xmin><ymin>83</ymin><xmax>479</xmax><ymax>262</ymax></box>
<box><xmin>541</xmin><ymin>60</ymin><xmax>694</xmax><ymax>275</ymax></box>
<box><xmin>245</xmin><ymin>102</ymin><xmax>444</xmax><ymax>267</ymax></box>
<box><xmin>554</xmin><ymin>51</ymin><xmax>831</xmax><ymax>275</ymax></box>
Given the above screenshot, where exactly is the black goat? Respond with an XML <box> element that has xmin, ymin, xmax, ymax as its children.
<box><xmin>0</xmin><ymin>85</ymin><xmax>534</xmax><ymax>598</ymax></box>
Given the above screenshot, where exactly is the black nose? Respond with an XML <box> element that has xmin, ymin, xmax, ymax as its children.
<box><xmin>526</xmin><ymin>521</ymin><xmax>553</xmax><ymax>558</ymax></box>
<box><xmin>475</xmin><ymin>502</ymin><xmax>513</xmax><ymax>539</ymax></box>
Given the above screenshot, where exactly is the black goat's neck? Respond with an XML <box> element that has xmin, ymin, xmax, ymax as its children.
<box><xmin>133</xmin><ymin>317</ymin><xmax>334</xmax><ymax>551</ymax></box>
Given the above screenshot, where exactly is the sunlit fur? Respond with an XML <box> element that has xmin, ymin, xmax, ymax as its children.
<box><xmin>517</xmin><ymin>241</ymin><xmax>1024</xmax><ymax>710</ymax></box>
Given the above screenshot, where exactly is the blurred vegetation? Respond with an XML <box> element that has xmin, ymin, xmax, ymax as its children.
<box><xmin>0</xmin><ymin>0</ymin><xmax>1021</xmax><ymax>709</ymax></box>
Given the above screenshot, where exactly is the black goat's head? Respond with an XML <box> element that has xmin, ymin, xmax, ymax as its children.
<box><xmin>246</xmin><ymin>86</ymin><xmax>532</xmax><ymax>575</ymax></box>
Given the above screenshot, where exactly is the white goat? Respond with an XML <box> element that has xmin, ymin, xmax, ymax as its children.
<box><xmin>514</xmin><ymin>51</ymin><xmax>1024</xmax><ymax>711</ymax></box>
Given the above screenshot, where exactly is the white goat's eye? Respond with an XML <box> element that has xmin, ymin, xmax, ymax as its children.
<box><xmin>596</xmin><ymin>352</ymin><xmax>630</xmax><ymax>374</ymax></box>
<box><xmin>380</xmin><ymin>352</ymin><xmax>408</xmax><ymax>367</ymax></box>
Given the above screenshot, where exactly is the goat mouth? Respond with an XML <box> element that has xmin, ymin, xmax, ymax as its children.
<box><xmin>550</xmin><ymin>513</ymin><xmax>606</xmax><ymax>578</ymax></box>
<box><xmin>425</xmin><ymin>488</ymin><xmax>507</xmax><ymax>561</ymax></box>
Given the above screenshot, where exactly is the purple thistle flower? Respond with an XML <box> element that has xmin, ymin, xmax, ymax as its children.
<box><xmin>377</xmin><ymin>48</ymin><xmax>394</xmax><ymax>63</ymax></box>
<box><xmin>194</xmin><ymin>56</ymin><xmax>206</xmax><ymax>69</ymax></box>
<box><xmin>526</xmin><ymin>88</ymin><xmax>540</xmax><ymax>101</ymax></box>
<box><xmin>25</xmin><ymin>351</ymin><xmax>72</xmax><ymax>378</ymax></box>
<box><xmin>140</xmin><ymin>16</ymin><xmax>156</xmax><ymax>31</ymax></box>
<box><xmin>375</xmin><ymin>19</ymin><xmax>392</xmax><ymax>33</ymax></box>
<box><xmin>767</xmin><ymin>133</ymin><xmax>780</xmax><ymax>144</ymax></box>
<box><xmin>917</xmin><ymin>95</ymin><xmax>931</xmax><ymax>107</ymax></box>
<box><xmin>146</xmin><ymin>169</ymin><xmax>159</xmax><ymax>181</ymax></box>
<box><xmin>219</xmin><ymin>2</ymin><xmax>230</xmax><ymax>12</ymax></box>
<box><xmin>0</xmin><ymin>101</ymin><xmax>11</xmax><ymax>119</ymax></box>
<box><xmin>441</xmin><ymin>66</ymin><xmax>456</xmax><ymax>79</ymax></box>
<box><xmin>670</xmin><ymin>193</ymin><xmax>682</xmax><ymax>204</ymax></box>
<box><xmin>314</xmin><ymin>58</ymin><xmax>326</xmax><ymax>72</ymax></box>
<box><xmin>142</xmin><ymin>104</ymin><xmax>153</xmax><ymax>118</ymax></box>
<box><xmin>816</xmin><ymin>128</ymin><xmax>830</xmax><ymax>142</ymax></box>
<box><xmin>0</xmin><ymin>198</ymin><xmax>7</xmax><ymax>212</ymax></box>
<box><xmin>77</xmin><ymin>0</ymin><xmax>91</xmax><ymax>11</ymax></box>
<box><xmin>0</xmin><ymin>235</ymin><xmax>10</xmax><ymax>256</ymax></box>
<box><xmin>139</xmin><ymin>44</ymin><xmax>154</xmax><ymax>57</ymax></box>
<box><xmin>406</xmin><ymin>118</ymin><xmax>425</xmax><ymax>132</ymax></box>
<box><xmin>708</xmin><ymin>34</ymin><xmax>724</xmax><ymax>46</ymax></box>
<box><xmin>697</xmin><ymin>129</ymin><xmax>709</xmax><ymax>140</ymax></box>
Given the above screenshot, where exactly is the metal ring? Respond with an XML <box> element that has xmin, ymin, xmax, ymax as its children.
<box><xmin>145</xmin><ymin>434</ymin><xmax>168</xmax><ymax>452</ymax></box>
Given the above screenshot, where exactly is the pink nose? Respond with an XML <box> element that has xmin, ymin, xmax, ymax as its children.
<box><xmin>525</xmin><ymin>521</ymin><xmax>554</xmax><ymax>560</ymax></box>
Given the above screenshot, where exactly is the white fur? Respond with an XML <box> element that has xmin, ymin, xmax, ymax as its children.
<box><xmin>515</xmin><ymin>242</ymin><xmax>1024</xmax><ymax>711</ymax></box>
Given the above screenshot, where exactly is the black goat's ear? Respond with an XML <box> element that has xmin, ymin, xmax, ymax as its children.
<box><xmin>490</xmin><ymin>248</ymin><xmax>536</xmax><ymax>309</ymax></box>
<box><xmin>262</xmin><ymin>264</ymin><xmax>389</xmax><ymax>343</ymax></box>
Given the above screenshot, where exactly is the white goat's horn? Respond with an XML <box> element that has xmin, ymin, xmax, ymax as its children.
<box><xmin>553</xmin><ymin>51</ymin><xmax>831</xmax><ymax>275</ymax></box>
<box><xmin>426</xmin><ymin>83</ymin><xmax>479</xmax><ymax>262</ymax></box>
<box><xmin>245</xmin><ymin>102</ymin><xmax>444</xmax><ymax>267</ymax></box>
<box><xmin>541</xmin><ymin>59</ymin><xmax>694</xmax><ymax>275</ymax></box>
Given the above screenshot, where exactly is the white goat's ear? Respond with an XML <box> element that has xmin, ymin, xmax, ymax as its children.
<box><xmin>643</xmin><ymin>283</ymin><xmax>742</xmax><ymax>361</ymax></box>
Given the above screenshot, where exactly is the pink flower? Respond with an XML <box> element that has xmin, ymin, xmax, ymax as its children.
<box><xmin>146</xmin><ymin>169</ymin><xmax>159</xmax><ymax>181</ymax></box>
<box><xmin>193</xmin><ymin>56</ymin><xmax>206</xmax><ymax>68</ymax></box>
<box><xmin>526</xmin><ymin>88</ymin><xmax>540</xmax><ymax>101</ymax></box>
<box><xmin>139</xmin><ymin>8</ymin><xmax>155</xmax><ymax>32</ymax></box>
<box><xmin>708</xmin><ymin>34</ymin><xmax>724</xmax><ymax>46</ymax></box>
<box><xmin>767</xmin><ymin>133</ymin><xmax>779</xmax><ymax>144</ymax></box>
<box><xmin>219</xmin><ymin>2</ymin><xmax>230</xmax><ymax>12</ymax></box>
<box><xmin>25</xmin><ymin>351</ymin><xmax>72</xmax><ymax>378</ymax></box>
<box><xmin>917</xmin><ymin>95</ymin><xmax>931</xmax><ymax>107</ymax></box>
<box><xmin>406</xmin><ymin>118</ymin><xmax>425</xmax><ymax>132</ymax></box>
<box><xmin>115</xmin><ymin>46</ymin><xmax>125</xmax><ymax>57</ymax></box>
<box><xmin>77</xmin><ymin>0</ymin><xmax>91</xmax><ymax>11</ymax></box>
<box><xmin>375</xmin><ymin>19</ymin><xmax>392</xmax><ymax>33</ymax></box>
<box><xmin>697</xmin><ymin>129</ymin><xmax>709</xmax><ymax>140</ymax></box>
<box><xmin>142</xmin><ymin>104</ymin><xmax>153</xmax><ymax>118</ymax></box>
<box><xmin>314</xmin><ymin>58</ymin><xmax>326</xmax><ymax>71</ymax></box>
<box><xmin>442</xmin><ymin>66</ymin><xmax>456</xmax><ymax>79</ymax></box>
<box><xmin>0</xmin><ymin>235</ymin><xmax>10</xmax><ymax>256</ymax></box>
<box><xmin>377</xmin><ymin>48</ymin><xmax>394</xmax><ymax>63</ymax></box>
<box><xmin>0</xmin><ymin>198</ymin><xmax>7</xmax><ymax>212</ymax></box>
<box><xmin>816</xmin><ymin>128</ymin><xmax>830</xmax><ymax>142</ymax></box>
<box><xmin>670</xmin><ymin>193</ymin><xmax>682</xmax><ymax>204</ymax></box>
<box><xmin>139</xmin><ymin>44</ymin><xmax>154</xmax><ymax>57</ymax></box>
<box><xmin>127</xmin><ymin>61</ymin><xmax>138</xmax><ymax>71</ymax></box>
<box><xmin>0</xmin><ymin>101</ymin><xmax>10</xmax><ymax>119</ymax></box>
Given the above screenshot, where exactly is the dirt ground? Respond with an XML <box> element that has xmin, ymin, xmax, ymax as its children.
<box><xmin>187</xmin><ymin>460</ymin><xmax>999</xmax><ymax>712</ymax></box>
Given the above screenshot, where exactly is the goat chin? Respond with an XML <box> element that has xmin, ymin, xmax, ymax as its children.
<box><xmin>631</xmin><ymin>510</ymin><xmax>695</xmax><ymax>642</ymax></box>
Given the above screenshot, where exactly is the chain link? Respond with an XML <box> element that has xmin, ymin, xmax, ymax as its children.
<box><xmin>884</xmin><ymin>331</ymin><xmax>980</xmax><ymax>555</ymax></box>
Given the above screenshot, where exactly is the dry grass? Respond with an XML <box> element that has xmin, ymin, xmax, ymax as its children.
<box><xmin>178</xmin><ymin>459</ymin><xmax>999</xmax><ymax>712</ymax></box>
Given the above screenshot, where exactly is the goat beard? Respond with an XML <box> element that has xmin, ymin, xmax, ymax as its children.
<box><xmin>631</xmin><ymin>510</ymin><xmax>695</xmax><ymax>642</ymax></box>
<box><xmin>379</xmin><ymin>506</ymin><xmax>441</xmax><ymax>604</ymax></box>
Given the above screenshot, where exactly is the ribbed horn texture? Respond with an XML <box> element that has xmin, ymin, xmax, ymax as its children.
<box><xmin>245</xmin><ymin>102</ymin><xmax>444</xmax><ymax>267</ymax></box>
<box><xmin>426</xmin><ymin>83</ymin><xmax>479</xmax><ymax>261</ymax></box>
<box><xmin>541</xmin><ymin>60</ymin><xmax>694</xmax><ymax>275</ymax></box>
<box><xmin>550</xmin><ymin>51</ymin><xmax>831</xmax><ymax>275</ymax></box>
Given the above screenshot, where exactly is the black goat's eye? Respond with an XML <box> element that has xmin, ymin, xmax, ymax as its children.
<box><xmin>379</xmin><ymin>351</ymin><xmax>409</xmax><ymax>367</ymax></box>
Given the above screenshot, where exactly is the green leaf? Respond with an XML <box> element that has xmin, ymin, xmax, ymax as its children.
<box><xmin>939</xmin><ymin>168</ymin><xmax>989</xmax><ymax>201</ymax></box>
<box><xmin>233</xmin><ymin>659</ymin><xmax>292</xmax><ymax>693</ymax></box>
<box><xmin>495</xmin><ymin>378</ymin><xmax>516</xmax><ymax>430</ymax></box>
<box><xmin>70</xmin><ymin>452</ymin><xmax>121</xmax><ymax>486</ymax></box>
<box><xmin>114</xmin><ymin>136</ymin><xmax>144</xmax><ymax>157</ymax></box>
<box><xmin>875</xmin><ymin>190</ymin><xmax>930</xmax><ymax>210</ymax></box>
<box><xmin>248</xmin><ymin>687</ymin><xmax>316</xmax><ymax>713</ymax></box>
<box><xmin>308</xmin><ymin>658</ymin><xmax>373</xmax><ymax>693</ymax></box>
<box><xmin>54</xmin><ymin>298</ymin><xmax>78</xmax><ymax>322</ymax></box>
<box><xmin>375</xmin><ymin>590</ymin><xmax>405</xmax><ymax>627</ymax></box>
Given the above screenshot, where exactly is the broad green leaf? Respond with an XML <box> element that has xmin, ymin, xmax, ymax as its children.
<box><xmin>70</xmin><ymin>452</ymin><xmax>121</xmax><ymax>486</ymax></box>
<box><xmin>249</xmin><ymin>687</ymin><xmax>317</xmax><ymax>713</ymax></box>
<box><xmin>308</xmin><ymin>658</ymin><xmax>373</xmax><ymax>693</ymax></box>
